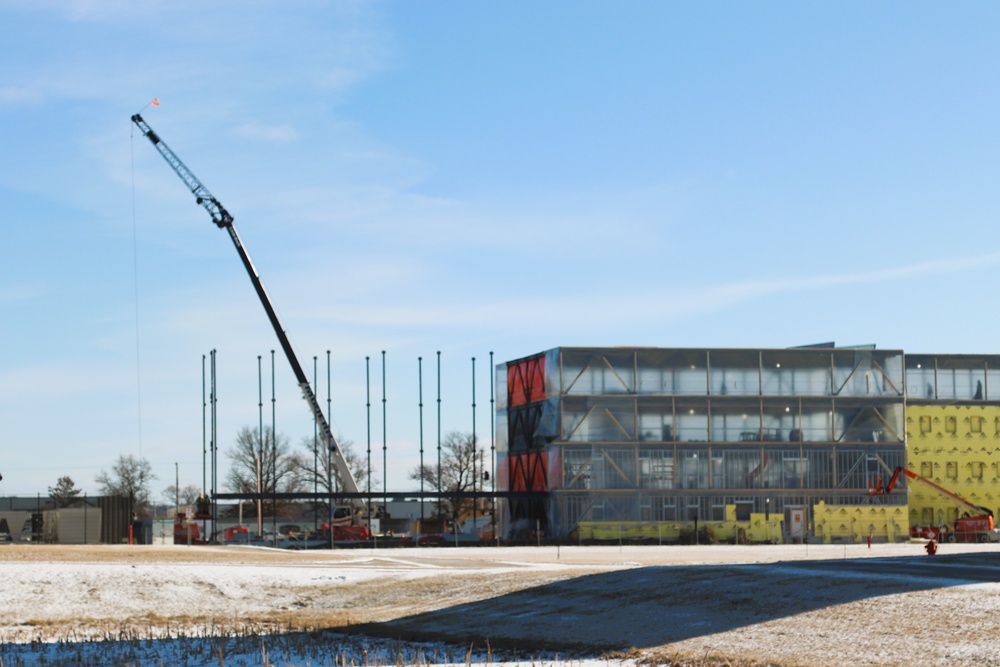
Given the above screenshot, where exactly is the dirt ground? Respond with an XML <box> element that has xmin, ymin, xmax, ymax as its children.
<box><xmin>2</xmin><ymin>542</ymin><xmax>999</xmax><ymax>667</ymax></box>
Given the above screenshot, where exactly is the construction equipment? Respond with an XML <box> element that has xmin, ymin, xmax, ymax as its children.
<box><xmin>173</xmin><ymin>511</ymin><xmax>210</xmax><ymax>545</ymax></box>
<box><xmin>877</xmin><ymin>466</ymin><xmax>998</xmax><ymax>543</ymax></box>
<box><xmin>411</xmin><ymin>508</ymin><xmax>495</xmax><ymax>546</ymax></box>
<box><xmin>131</xmin><ymin>114</ymin><xmax>366</xmax><ymax>517</ymax></box>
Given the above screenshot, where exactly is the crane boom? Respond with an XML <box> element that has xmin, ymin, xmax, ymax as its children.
<box><xmin>876</xmin><ymin>466</ymin><xmax>993</xmax><ymax>517</ymax></box>
<box><xmin>131</xmin><ymin>114</ymin><xmax>363</xmax><ymax>502</ymax></box>
<box><xmin>900</xmin><ymin>468</ymin><xmax>993</xmax><ymax>517</ymax></box>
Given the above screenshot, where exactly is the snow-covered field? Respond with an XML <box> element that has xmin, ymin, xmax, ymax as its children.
<box><xmin>2</xmin><ymin>542</ymin><xmax>999</xmax><ymax>666</ymax></box>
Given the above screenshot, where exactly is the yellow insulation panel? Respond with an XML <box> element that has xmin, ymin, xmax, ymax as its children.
<box><xmin>905</xmin><ymin>404</ymin><xmax>1000</xmax><ymax>527</ymax></box>
<box><xmin>576</xmin><ymin>506</ymin><xmax>784</xmax><ymax>544</ymax></box>
<box><xmin>811</xmin><ymin>501</ymin><xmax>909</xmax><ymax>544</ymax></box>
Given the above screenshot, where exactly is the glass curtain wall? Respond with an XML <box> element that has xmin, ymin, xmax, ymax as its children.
<box><xmin>905</xmin><ymin>354</ymin><xmax>1000</xmax><ymax>401</ymax></box>
<box><xmin>544</xmin><ymin>347</ymin><xmax>907</xmax><ymax>538</ymax></box>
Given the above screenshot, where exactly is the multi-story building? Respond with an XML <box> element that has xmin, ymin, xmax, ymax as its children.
<box><xmin>496</xmin><ymin>345</ymin><xmax>923</xmax><ymax>543</ymax></box>
<box><xmin>903</xmin><ymin>353</ymin><xmax>1000</xmax><ymax>538</ymax></box>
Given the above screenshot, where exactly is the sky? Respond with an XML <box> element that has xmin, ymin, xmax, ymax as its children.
<box><xmin>4</xmin><ymin>2</ymin><xmax>1000</xmax><ymax>498</ymax></box>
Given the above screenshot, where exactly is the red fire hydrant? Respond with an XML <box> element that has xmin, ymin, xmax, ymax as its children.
<box><xmin>925</xmin><ymin>538</ymin><xmax>937</xmax><ymax>556</ymax></box>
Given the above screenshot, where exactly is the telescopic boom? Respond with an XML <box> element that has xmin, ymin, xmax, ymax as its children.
<box><xmin>131</xmin><ymin>114</ymin><xmax>363</xmax><ymax>502</ymax></box>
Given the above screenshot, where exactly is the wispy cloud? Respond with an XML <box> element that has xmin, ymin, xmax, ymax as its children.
<box><xmin>232</xmin><ymin>122</ymin><xmax>299</xmax><ymax>144</ymax></box>
<box><xmin>0</xmin><ymin>283</ymin><xmax>48</xmax><ymax>303</ymax></box>
<box><xmin>288</xmin><ymin>251</ymin><xmax>1000</xmax><ymax>334</ymax></box>
<box><xmin>707</xmin><ymin>252</ymin><xmax>1000</xmax><ymax>302</ymax></box>
<box><xmin>321</xmin><ymin>66</ymin><xmax>367</xmax><ymax>91</ymax></box>
<box><xmin>0</xmin><ymin>86</ymin><xmax>43</xmax><ymax>104</ymax></box>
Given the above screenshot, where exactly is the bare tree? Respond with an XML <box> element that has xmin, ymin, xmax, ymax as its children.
<box><xmin>409</xmin><ymin>431</ymin><xmax>485</xmax><ymax>521</ymax></box>
<box><xmin>290</xmin><ymin>435</ymin><xmax>374</xmax><ymax>495</ymax></box>
<box><xmin>49</xmin><ymin>475</ymin><xmax>82</xmax><ymax>508</ymax></box>
<box><xmin>225</xmin><ymin>426</ymin><xmax>302</xmax><ymax>518</ymax></box>
<box><xmin>95</xmin><ymin>455</ymin><xmax>157</xmax><ymax>516</ymax></box>
<box><xmin>162</xmin><ymin>483</ymin><xmax>201</xmax><ymax>507</ymax></box>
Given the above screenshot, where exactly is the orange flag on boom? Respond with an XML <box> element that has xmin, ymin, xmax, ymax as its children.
<box><xmin>150</xmin><ymin>98</ymin><xmax>160</xmax><ymax>107</ymax></box>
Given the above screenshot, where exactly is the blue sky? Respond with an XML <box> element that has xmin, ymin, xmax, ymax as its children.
<box><xmin>4</xmin><ymin>2</ymin><xmax>1000</xmax><ymax>498</ymax></box>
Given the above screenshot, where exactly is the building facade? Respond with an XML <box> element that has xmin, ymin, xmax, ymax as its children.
<box><xmin>903</xmin><ymin>353</ymin><xmax>1000</xmax><ymax>537</ymax></box>
<box><xmin>494</xmin><ymin>345</ymin><xmax>950</xmax><ymax>542</ymax></box>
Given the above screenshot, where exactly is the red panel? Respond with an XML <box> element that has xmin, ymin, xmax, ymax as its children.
<box><xmin>508</xmin><ymin>356</ymin><xmax>546</xmax><ymax>407</ymax></box>
<box><xmin>510</xmin><ymin>451</ymin><xmax>549</xmax><ymax>492</ymax></box>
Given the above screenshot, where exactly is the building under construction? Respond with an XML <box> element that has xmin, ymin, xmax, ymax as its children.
<box><xmin>495</xmin><ymin>346</ymin><xmax>1000</xmax><ymax>544</ymax></box>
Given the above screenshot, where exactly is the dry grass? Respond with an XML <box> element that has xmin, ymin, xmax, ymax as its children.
<box><xmin>0</xmin><ymin>543</ymin><xmax>306</xmax><ymax>564</ymax></box>
<box><xmin>5</xmin><ymin>542</ymin><xmax>1000</xmax><ymax>667</ymax></box>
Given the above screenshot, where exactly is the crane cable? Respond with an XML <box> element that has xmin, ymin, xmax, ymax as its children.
<box><xmin>129</xmin><ymin>120</ymin><xmax>144</xmax><ymax>459</ymax></box>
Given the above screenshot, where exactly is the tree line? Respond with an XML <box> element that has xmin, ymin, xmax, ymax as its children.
<box><xmin>49</xmin><ymin>427</ymin><xmax>486</xmax><ymax>522</ymax></box>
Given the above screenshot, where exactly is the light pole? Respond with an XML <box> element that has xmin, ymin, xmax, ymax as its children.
<box><xmin>765</xmin><ymin>497</ymin><xmax>771</xmax><ymax>543</ymax></box>
<box><xmin>327</xmin><ymin>350</ymin><xmax>334</xmax><ymax>549</ymax></box>
<box><xmin>257</xmin><ymin>354</ymin><xmax>263</xmax><ymax>539</ymax></box>
<box><xmin>328</xmin><ymin>443</ymin><xmax>335</xmax><ymax>549</ymax></box>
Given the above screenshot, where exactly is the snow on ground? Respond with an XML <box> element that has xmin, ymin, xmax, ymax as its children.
<box><xmin>1</xmin><ymin>542</ymin><xmax>999</xmax><ymax>667</ymax></box>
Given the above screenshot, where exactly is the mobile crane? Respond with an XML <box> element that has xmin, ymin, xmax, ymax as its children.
<box><xmin>130</xmin><ymin>114</ymin><xmax>366</xmax><ymax>521</ymax></box>
<box><xmin>876</xmin><ymin>466</ymin><xmax>998</xmax><ymax>543</ymax></box>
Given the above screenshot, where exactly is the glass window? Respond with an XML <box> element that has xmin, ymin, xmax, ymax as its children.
<box><xmin>835</xmin><ymin>450</ymin><xmax>870</xmax><ymax>490</ymax></box>
<box><xmin>836</xmin><ymin>404</ymin><xmax>895</xmax><ymax>443</ymax></box>
<box><xmin>638</xmin><ymin>495</ymin><xmax>677</xmax><ymax>522</ymax></box>
<box><xmin>675</xmin><ymin>400</ymin><xmax>709</xmax><ymax>442</ymax></box>
<box><xmin>677</xmin><ymin>365</ymin><xmax>708</xmax><ymax>395</ymax></box>
<box><xmin>876</xmin><ymin>352</ymin><xmax>905</xmax><ymax>395</ymax></box>
<box><xmin>833</xmin><ymin>350</ymin><xmax>868</xmax><ymax>397</ymax></box>
<box><xmin>678</xmin><ymin>449</ymin><xmax>708</xmax><ymax>489</ymax></box>
<box><xmin>495</xmin><ymin>363</ymin><xmax>509</xmax><ymax>410</ymax></box>
<box><xmin>708</xmin><ymin>350</ymin><xmax>759</xmax><ymax>396</ymax></box>
<box><xmin>805</xmin><ymin>449</ymin><xmax>834</xmax><ymax>488</ymax></box>
<box><xmin>637</xmin><ymin>366</ymin><xmax>673</xmax><ymax>395</ymax></box>
<box><xmin>710</xmin><ymin>365</ymin><xmax>760</xmax><ymax>396</ymax></box>
<box><xmin>710</xmin><ymin>400</ymin><xmax>760</xmax><ymax>443</ymax></box>
<box><xmin>936</xmin><ymin>359</ymin><xmax>986</xmax><ymax>401</ymax></box>
<box><xmin>632</xmin><ymin>349</ymin><xmax>709</xmax><ymax>395</ymax></box>
<box><xmin>562</xmin><ymin>446</ymin><xmax>592</xmax><ymax>490</ymax></box>
<box><xmin>799</xmin><ymin>366</ymin><xmax>833</xmax><ymax>396</ymax></box>
<box><xmin>988</xmin><ymin>367</ymin><xmax>1000</xmax><ymax>400</ymax></box>
<box><xmin>637</xmin><ymin>398</ymin><xmax>674</xmax><ymax>442</ymax></box>
<box><xmin>562</xmin><ymin>397</ymin><xmax>636</xmax><ymax>443</ymax></box>
<box><xmin>800</xmin><ymin>401</ymin><xmax>833</xmax><ymax>442</ymax></box>
<box><xmin>495</xmin><ymin>411</ymin><xmax>509</xmax><ymax>454</ymax></box>
<box><xmin>561</xmin><ymin>349</ymin><xmax>635</xmax><ymax>396</ymax></box>
<box><xmin>717</xmin><ymin>448</ymin><xmax>768</xmax><ymax>489</ymax></box>
<box><xmin>761</xmin><ymin>350</ymin><xmax>835</xmax><ymax>397</ymax></box>
<box><xmin>682</xmin><ymin>496</ymin><xmax>706</xmax><ymax>521</ymax></box>
<box><xmin>711</xmin><ymin>499</ymin><xmax>726</xmax><ymax>521</ymax></box>
<box><xmin>906</xmin><ymin>359</ymin><xmax>936</xmax><ymax>399</ymax></box>
<box><xmin>759</xmin><ymin>448</ymin><xmax>801</xmax><ymax>489</ymax></box>
<box><xmin>638</xmin><ymin>447</ymin><xmax>674</xmax><ymax>489</ymax></box>
<box><xmin>590</xmin><ymin>447</ymin><xmax>635</xmax><ymax>489</ymax></box>
<box><xmin>762</xmin><ymin>402</ymin><xmax>798</xmax><ymax>443</ymax></box>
